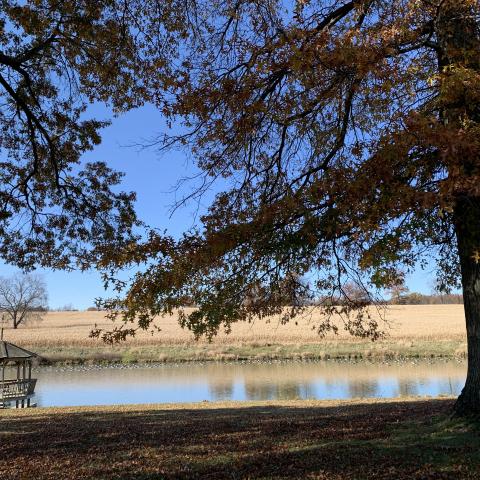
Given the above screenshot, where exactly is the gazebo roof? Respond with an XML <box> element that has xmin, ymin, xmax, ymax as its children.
<box><xmin>0</xmin><ymin>341</ymin><xmax>36</xmax><ymax>360</ymax></box>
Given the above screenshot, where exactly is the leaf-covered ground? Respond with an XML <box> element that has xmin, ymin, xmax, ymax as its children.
<box><xmin>1</xmin><ymin>399</ymin><xmax>479</xmax><ymax>479</ymax></box>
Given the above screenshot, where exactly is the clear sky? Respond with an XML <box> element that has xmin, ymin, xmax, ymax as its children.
<box><xmin>0</xmin><ymin>103</ymin><xmax>438</xmax><ymax>310</ymax></box>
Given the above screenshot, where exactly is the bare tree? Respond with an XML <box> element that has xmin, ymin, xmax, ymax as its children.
<box><xmin>388</xmin><ymin>284</ymin><xmax>410</xmax><ymax>305</ymax></box>
<box><xmin>0</xmin><ymin>274</ymin><xmax>48</xmax><ymax>329</ymax></box>
<box><xmin>342</xmin><ymin>282</ymin><xmax>370</xmax><ymax>305</ymax></box>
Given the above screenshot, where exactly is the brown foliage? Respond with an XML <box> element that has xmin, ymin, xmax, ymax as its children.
<box><xmin>92</xmin><ymin>1</ymin><xmax>480</xmax><ymax>346</ymax></box>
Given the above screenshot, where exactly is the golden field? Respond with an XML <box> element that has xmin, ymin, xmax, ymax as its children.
<box><xmin>2</xmin><ymin>304</ymin><xmax>466</xmax><ymax>345</ymax></box>
<box><xmin>0</xmin><ymin>305</ymin><xmax>467</xmax><ymax>363</ymax></box>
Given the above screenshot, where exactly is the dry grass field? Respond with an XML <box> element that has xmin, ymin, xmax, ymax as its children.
<box><xmin>0</xmin><ymin>305</ymin><xmax>467</xmax><ymax>363</ymax></box>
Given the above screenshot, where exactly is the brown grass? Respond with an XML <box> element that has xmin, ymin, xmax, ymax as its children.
<box><xmin>1</xmin><ymin>304</ymin><xmax>467</xmax><ymax>346</ymax></box>
<box><xmin>0</xmin><ymin>305</ymin><xmax>467</xmax><ymax>363</ymax></box>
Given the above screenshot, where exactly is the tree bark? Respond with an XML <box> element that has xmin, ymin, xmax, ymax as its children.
<box><xmin>454</xmin><ymin>197</ymin><xmax>480</xmax><ymax>415</ymax></box>
<box><xmin>435</xmin><ymin>1</ymin><xmax>480</xmax><ymax>416</ymax></box>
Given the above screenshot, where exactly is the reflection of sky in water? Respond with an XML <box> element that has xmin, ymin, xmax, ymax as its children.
<box><xmin>31</xmin><ymin>361</ymin><xmax>467</xmax><ymax>407</ymax></box>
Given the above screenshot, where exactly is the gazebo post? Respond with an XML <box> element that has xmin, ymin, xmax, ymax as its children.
<box><xmin>27</xmin><ymin>360</ymin><xmax>31</xmax><ymax>407</ymax></box>
<box><xmin>1</xmin><ymin>360</ymin><xmax>4</xmax><ymax>406</ymax></box>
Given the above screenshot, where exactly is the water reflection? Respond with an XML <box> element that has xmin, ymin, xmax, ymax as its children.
<box><xmin>244</xmin><ymin>381</ymin><xmax>314</xmax><ymax>401</ymax></box>
<box><xmin>347</xmin><ymin>380</ymin><xmax>379</xmax><ymax>398</ymax></box>
<box><xmin>397</xmin><ymin>380</ymin><xmax>418</xmax><ymax>397</ymax></box>
<box><xmin>209</xmin><ymin>381</ymin><xmax>234</xmax><ymax>401</ymax></box>
<box><xmin>32</xmin><ymin>360</ymin><xmax>467</xmax><ymax>407</ymax></box>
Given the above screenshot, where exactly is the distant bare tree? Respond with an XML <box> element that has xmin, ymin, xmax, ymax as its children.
<box><xmin>342</xmin><ymin>282</ymin><xmax>370</xmax><ymax>305</ymax></box>
<box><xmin>0</xmin><ymin>274</ymin><xmax>48</xmax><ymax>329</ymax></box>
<box><xmin>388</xmin><ymin>284</ymin><xmax>410</xmax><ymax>304</ymax></box>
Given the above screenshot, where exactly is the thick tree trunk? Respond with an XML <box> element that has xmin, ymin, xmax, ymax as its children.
<box><xmin>436</xmin><ymin>1</ymin><xmax>480</xmax><ymax>416</ymax></box>
<box><xmin>453</xmin><ymin>197</ymin><xmax>480</xmax><ymax>415</ymax></box>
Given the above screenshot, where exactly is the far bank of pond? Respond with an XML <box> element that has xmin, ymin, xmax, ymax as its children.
<box><xmin>31</xmin><ymin>337</ymin><xmax>467</xmax><ymax>366</ymax></box>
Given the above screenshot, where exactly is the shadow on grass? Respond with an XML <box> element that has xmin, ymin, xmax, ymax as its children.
<box><xmin>1</xmin><ymin>399</ymin><xmax>479</xmax><ymax>479</ymax></box>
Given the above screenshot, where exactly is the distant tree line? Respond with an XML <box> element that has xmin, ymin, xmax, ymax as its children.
<box><xmin>387</xmin><ymin>283</ymin><xmax>463</xmax><ymax>304</ymax></box>
<box><xmin>312</xmin><ymin>282</ymin><xmax>463</xmax><ymax>306</ymax></box>
<box><xmin>389</xmin><ymin>292</ymin><xmax>463</xmax><ymax>305</ymax></box>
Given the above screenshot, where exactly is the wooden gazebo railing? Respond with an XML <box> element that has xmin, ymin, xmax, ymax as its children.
<box><xmin>0</xmin><ymin>379</ymin><xmax>37</xmax><ymax>399</ymax></box>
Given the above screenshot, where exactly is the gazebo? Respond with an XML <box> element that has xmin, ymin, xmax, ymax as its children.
<box><xmin>0</xmin><ymin>338</ymin><xmax>38</xmax><ymax>408</ymax></box>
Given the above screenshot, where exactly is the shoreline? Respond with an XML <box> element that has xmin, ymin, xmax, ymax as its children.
<box><xmin>29</xmin><ymin>340</ymin><xmax>467</xmax><ymax>365</ymax></box>
<box><xmin>35</xmin><ymin>355</ymin><xmax>466</xmax><ymax>370</ymax></box>
<box><xmin>0</xmin><ymin>396</ymin><xmax>457</xmax><ymax>415</ymax></box>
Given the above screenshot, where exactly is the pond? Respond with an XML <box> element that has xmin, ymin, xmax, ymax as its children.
<box><xmin>29</xmin><ymin>359</ymin><xmax>466</xmax><ymax>407</ymax></box>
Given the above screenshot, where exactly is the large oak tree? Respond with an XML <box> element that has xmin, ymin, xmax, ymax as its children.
<box><xmin>94</xmin><ymin>0</ymin><xmax>480</xmax><ymax>416</ymax></box>
<box><xmin>2</xmin><ymin>1</ymin><xmax>480</xmax><ymax>415</ymax></box>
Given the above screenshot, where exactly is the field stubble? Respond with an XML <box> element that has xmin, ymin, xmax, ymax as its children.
<box><xmin>1</xmin><ymin>305</ymin><xmax>467</xmax><ymax>364</ymax></box>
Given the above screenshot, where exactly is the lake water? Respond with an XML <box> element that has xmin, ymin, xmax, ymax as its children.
<box><xmin>28</xmin><ymin>360</ymin><xmax>466</xmax><ymax>407</ymax></box>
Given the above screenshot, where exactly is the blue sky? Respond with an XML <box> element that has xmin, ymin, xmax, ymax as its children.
<box><xmin>0</xmin><ymin>104</ymin><xmax>437</xmax><ymax>309</ymax></box>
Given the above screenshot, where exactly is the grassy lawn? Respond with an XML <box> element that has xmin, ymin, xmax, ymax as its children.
<box><xmin>1</xmin><ymin>398</ymin><xmax>479</xmax><ymax>479</ymax></box>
